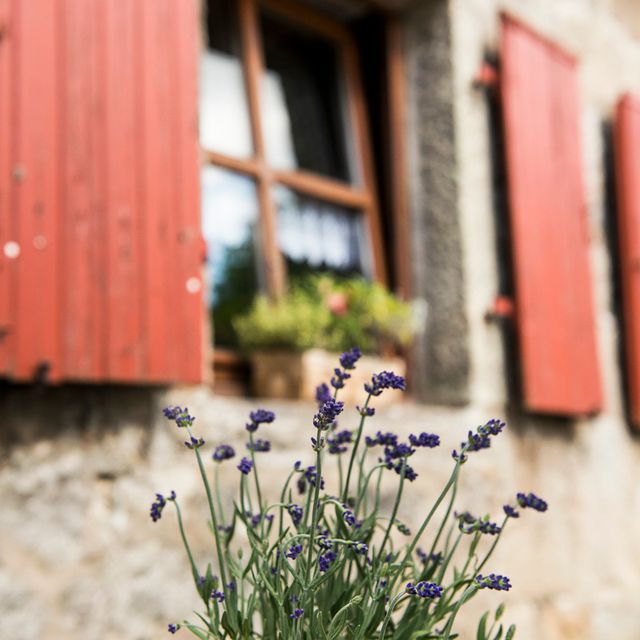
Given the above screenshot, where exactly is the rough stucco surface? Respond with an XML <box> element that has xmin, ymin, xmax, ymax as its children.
<box><xmin>405</xmin><ymin>0</ymin><xmax>471</xmax><ymax>406</ymax></box>
<box><xmin>451</xmin><ymin>0</ymin><xmax>640</xmax><ymax>637</ymax></box>
<box><xmin>4</xmin><ymin>385</ymin><xmax>628</xmax><ymax>640</ymax></box>
<box><xmin>2</xmin><ymin>0</ymin><xmax>640</xmax><ymax>639</ymax></box>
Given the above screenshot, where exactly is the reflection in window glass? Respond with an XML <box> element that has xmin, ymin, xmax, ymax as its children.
<box><xmin>274</xmin><ymin>186</ymin><xmax>371</xmax><ymax>280</ymax></box>
<box><xmin>260</xmin><ymin>10</ymin><xmax>352</xmax><ymax>182</ymax></box>
<box><xmin>202</xmin><ymin>166</ymin><xmax>262</xmax><ymax>347</ymax></box>
<box><xmin>200</xmin><ymin>0</ymin><xmax>253</xmax><ymax>158</ymax></box>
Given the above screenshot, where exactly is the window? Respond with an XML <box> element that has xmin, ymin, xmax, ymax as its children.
<box><xmin>200</xmin><ymin>0</ymin><xmax>385</xmax><ymax>352</ymax></box>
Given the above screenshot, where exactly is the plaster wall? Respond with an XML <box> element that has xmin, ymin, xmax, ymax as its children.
<box><xmin>2</xmin><ymin>1</ymin><xmax>640</xmax><ymax>639</ymax></box>
<box><xmin>450</xmin><ymin>0</ymin><xmax>640</xmax><ymax>636</ymax></box>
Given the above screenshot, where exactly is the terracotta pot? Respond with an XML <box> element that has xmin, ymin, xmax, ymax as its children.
<box><xmin>250</xmin><ymin>349</ymin><xmax>406</xmax><ymax>407</ymax></box>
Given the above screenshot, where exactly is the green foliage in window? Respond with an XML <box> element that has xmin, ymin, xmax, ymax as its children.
<box><xmin>234</xmin><ymin>275</ymin><xmax>414</xmax><ymax>354</ymax></box>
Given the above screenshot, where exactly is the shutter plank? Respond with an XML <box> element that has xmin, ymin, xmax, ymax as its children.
<box><xmin>61</xmin><ymin>0</ymin><xmax>105</xmax><ymax>379</ymax></box>
<box><xmin>13</xmin><ymin>0</ymin><xmax>61</xmax><ymax>381</ymax></box>
<box><xmin>104</xmin><ymin>0</ymin><xmax>142</xmax><ymax>381</ymax></box>
<box><xmin>138</xmin><ymin>0</ymin><xmax>186</xmax><ymax>382</ymax></box>
<box><xmin>0</xmin><ymin>0</ymin><xmax>12</xmax><ymax>375</ymax></box>
<box><xmin>172</xmin><ymin>0</ymin><xmax>203</xmax><ymax>383</ymax></box>
<box><xmin>501</xmin><ymin>15</ymin><xmax>602</xmax><ymax>415</ymax></box>
<box><xmin>615</xmin><ymin>96</ymin><xmax>640</xmax><ymax>428</ymax></box>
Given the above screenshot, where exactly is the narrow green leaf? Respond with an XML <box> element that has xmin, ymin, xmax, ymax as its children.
<box><xmin>477</xmin><ymin>611</ymin><xmax>489</xmax><ymax>640</ymax></box>
<box><xmin>184</xmin><ymin>624</ymin><xmax>210</xmax><ymax>640</ymax></box>
<box><xmin>257</xmin><ymin>566</ymin><xmax>283</xmax><ymax>604</ymax></box>
<box><xmin>495</xmin><ymin>603</ymin><xmax>505</xmax><ymax>621</ymax></box>
<box><xmin>315</xmin><ymin>611</ymin><xmax>330</xmax><ymax>640</ymax></box>
<box><xmin>220</xmin><ymin>612</ymin><xmax>235</xmax><ymax>637</ymax></box>
<box><xmin>328</xmin><ymin>595</ymin><xmax>363</xmax><ymax>640</ymax></box>
<box><xmin>505</xmin><ymin>624</ymin><xmax>516</xmax><ymax>640</ymax></box>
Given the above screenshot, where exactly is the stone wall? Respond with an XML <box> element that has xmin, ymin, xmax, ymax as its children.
<box><xmin>449</xmin><ymin>0</ymin><xmax>640</xmax><ymax>637</ymax></box>
<box><xmin>1</xmin><ymin>385</ymin><xmax>615</xmax><ymax>640</ymax></box>
<box><xmin>2</xmin><ymin>1</ymin><xmax>640</xmax><ymax>639</ymax></box>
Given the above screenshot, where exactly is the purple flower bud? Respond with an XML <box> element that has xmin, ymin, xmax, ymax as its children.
<box><xmin>339</xmin><ymin>347</ymin><xmax>361</xmax><ymax>370</ymax></box>
<box><xmin>246</xmin><ymin>409</ymin><xmax>275</xmax><ymax>432</ymax></box>
<box><xmin>516</xmin><ymin>492</ymin><xmax>548</xmax><ymax>512</ymax></box>
<box><xmin>475</xmin><ymin>573</ymin><xmax>512</xmax><ymax>591</ymax></box>
<box><xmin>237</xmin><ymin>457</ymin><xmax>253</xmax><ymax>475</ymax></box>
<box><xmin>364</xmin><ymin>371</ymin><xmax>406</xmax><ymax>396</ymax></box>
<box><xmin>405</xmin><ymin>581</ymin><xmax>443</xmax><ymax>598</ymax></box>
<box><xmin>212</xmin><ymin>444</ymin><xmax>235</xmax><ymax>462</ymax></box>
<box><xmin>246</xmin><ymin>438</ymin><xmax>271</xmax><ymax>453</ymax></box>
<box><xmin>409</xmin><ymin>432</ymin><xmax>440</xmax><ymax>448</ymax></box>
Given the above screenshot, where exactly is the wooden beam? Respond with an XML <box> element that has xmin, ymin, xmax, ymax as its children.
<box><xmin>203</xmin><ymin>150</ymin><xmax>261</xmax><ymax>177</ymax></box>
<box><xmin>260</xmin><ymin>0</ymin><xmax>351</xmax><ymax>45</ymax></box>
<box><xmin>273</xmin><ymin>169</ymin><xmax>371</xmax><ymax>208</ymax></box>
<box><xmin>343</xmin><ymin>39</ymin><xmax>387</xmax><ymax>284</ymax></box>
<box><xmin>238</xmin><ymin>0</ymin><xmax>285</xmax><ymax>296</ymax></box>
<box><xmin>386</xmin><ymin>17</ymin><xmax>411</xmax><ymax>297</ymax></box>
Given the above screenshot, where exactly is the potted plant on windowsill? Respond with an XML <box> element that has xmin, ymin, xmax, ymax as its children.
<box><xmin>233</xmin><ymin>275</ymin><xmax>414</xmax><ymax>405</ymax></box>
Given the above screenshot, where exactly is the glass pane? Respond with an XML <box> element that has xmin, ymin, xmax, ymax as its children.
<box><xmin>202</xmin><ymin>166</ymin><xmax>262</xmax><ymax>347</ymax></box>
<box><xmin>260</xmin><ymin>10</ymin><xmax>353</xmax><ymax>182</ymax></box>
<box><xmin>274</xmin><ymin>186</ymin><xmax>371</xmax><ymax>280</ymax></box>
<box><xmin>200</xmin><ymin>0</ymin><xmax>253</xmax><ymax>158</ymax></box>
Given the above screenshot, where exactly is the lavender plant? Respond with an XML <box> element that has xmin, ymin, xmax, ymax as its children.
<box><xmin>154</xmin><ymin>348</ymin><xmax>547</xmax><ymax>639</ymax></box>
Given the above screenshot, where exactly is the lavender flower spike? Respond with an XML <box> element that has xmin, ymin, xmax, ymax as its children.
<box><xmin>163</xmin><ymin>406</ymin><xmax>195</xmax><ymax>428</ymax></box>
<box><xmin>406</xmin><ymin>581</ymin><xmax>444</xmax><ymax>598</ymax></box>
<box><xmin>246</xmin><ymin>409</ymin><xmax>275</xmax><ymax>433</ymax></box>
<box><xmin>517</xmin><ymin>492</ymin><xmax>548</xmax><ymax>512</ymax></box>
<box><xmin>212</xmin><ymin>444</ymin><xmax>235</xmax><ymax>462</ymax></box>
<box><xmin>237</xmin><ymin>457</ymin><xmax>253</xmax><ymax>475</ymax></box>
<box><xmin>339</xmin><ymin>346</ymin><xmax>362</xmax><ymax>370</ymax></box>
<box><xmin>313</xmin><ymin>398</ymin><xmax>344</xmax><ymax>431</ymax></box>
<box><xmin>364</xmin><ymin>371</ymin><xmax>406</xmax><ymax>396</ymax></box>
<box><xmin>475</xmin><ymin>573</ymin><xmax>512</xmax><ymax>591</ymax></box>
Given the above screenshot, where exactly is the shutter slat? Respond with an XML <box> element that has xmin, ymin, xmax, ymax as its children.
<box><xmin>0</xmin><ymin>0</ymin><xmax>12</xmax><ymax>375</ymax></box>
<box><xmin>501</xmin><ymin>15</ymin><xmax>602</xmax><ymax>415</ymax></box>
<box><xmin>138</xmin><ymin>0</ymin><xmax>173</xmax><ymax>381</ymax></box>
<box><xmin>61</xmin><ymin>0</ymin><xmax>105</xmax><ymax>379</ymax></box>
<box><xmin>13</xmin><ymin>0</ymin><xmax>61</xmax><ymax>380</ymax></box>
<box><xmin>173</xmin><ymin>0</ymin><xmax>203</xmax><ymax>383</ymax></box>
<box><xmin>615</xmin><ymin>95</ymin><xmax>640</xmax><ymax>428</ymax></box>
<box><xmin>104</xmin><ymin>0</ymin><xmax>143</xmax><ymax>381</ymax></box>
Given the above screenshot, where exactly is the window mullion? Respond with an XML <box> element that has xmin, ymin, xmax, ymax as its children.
<box><xmin>343</xmin><ymin>39</ymin><xmax>387</xmax><ymax>285</ymax></box>
<box><xmin>238</xmin><ymin>0</ymin><xmax>284</xmax><ymax>297</ymax></box>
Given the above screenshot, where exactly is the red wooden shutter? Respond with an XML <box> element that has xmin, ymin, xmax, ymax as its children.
<box><xmin>500</xmin><ymin>15</ymin><xmax>602</xmax><ymax>415</ymax></box>
<box><xmin>0</xmin><ymin>0</ymin><xmax>202</xmax><ymax>384</ymax></box>
<box><xmin>615</xmin><ymin>95</ymin><xmax>640</xmax><ymax>428</ymax></box>
<box><xmin>0</xmin><ymin>0</ymin><xmax>12</xmax><ymax>375</ymax></box>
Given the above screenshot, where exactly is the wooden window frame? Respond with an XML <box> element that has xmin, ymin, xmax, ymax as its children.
<box><xmin>201</xmin><ymin>0</ymin><xmax>387</xmax><ymax>304</ymax></box>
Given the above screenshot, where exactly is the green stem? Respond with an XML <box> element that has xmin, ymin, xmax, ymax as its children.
<box><xmin>172</xmin><ymin>500</ymin><xmax>202</xmax><ymax>596</ymax></box>
<box><xmin>379</xmin><ymin>592</ymin><xmax>408</xmax><ymax>639</ymax></box>
<box><xmin>341</xmin><ymin>394</ymin><xmax>372</xmax><ymax>503</ymax></box>
<box><xmin>214</xmin><ymin>463</ymin><xmax>226</xmax><ymax>527</ymax></box>
<box><xmin>193</xmin><ymin>445</ymin><xmax>230</xmax><ymax>596</ymax></box>
<box><xmin>426</xmin><ymin>478</ymin><xmax>458</xmax><ymax>561</ymax></box>
<box><xmin>474</xmin><ymin>516</ymin><xmax>509</xmax><ymax>576</ymax></box>
<box><xmin>441</xmin><ymin>585</ymin><xmax>479</xmax><ymax>639</ymax></box>
<box><xmin>248</xmin><ymin>433</ymin><xmax>264</xmax><ymax>513</ymax></box>
<box><xmin>437</xmin><ymin>530</ymin><xmax>463</xmax><ymax>582</ymax></box>
<box><xmin>375</xmin><ymin>459</ymin><xmax>406</xmax><ymax>567</ymax></box>
<box><xmin>388</xmin><ymin>460</ymin><xmax>462</xmax><ymax>594</ymax></box>
<box><xmin>355</xmin><ymin>463</ymin><xmax>385</xmax><ymax>515</ymax></box>
<box><xmin>304</xmin><ymin>427</ymin><xmax>324</xmax><ymax>623</ymax></box>
<box><xmin>373</xmin><ymin>466</ymin><xmax>384</xmax><ymax>513</ymax></box>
